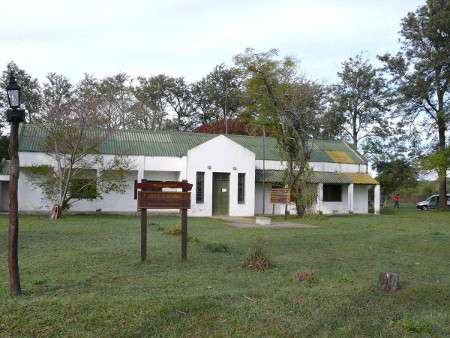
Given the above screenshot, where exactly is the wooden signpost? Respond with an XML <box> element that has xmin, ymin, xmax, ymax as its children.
<box><xmin>136</xmin><ymin>180</ymin><xmax>192</xmax><ymax>262</ymax></box>
<box><xmin>270</xmin><ymin>188</ymin><xmax>291</xmax><ymax>221</ymax></box>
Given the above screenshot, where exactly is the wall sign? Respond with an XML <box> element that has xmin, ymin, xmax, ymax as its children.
<box><xmin>138</xmin><ymin>191</ymin><xmax>191</xmax><ymax>209</ymax></box>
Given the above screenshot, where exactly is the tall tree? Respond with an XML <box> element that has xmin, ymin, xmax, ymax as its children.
<box><xmin>98</xmin><ymin>72</ymin><xmax>133</xmax><ymax>129</ymax></box>
<box><xmin>27</xmin><ymin>73</ymin><xmax>131</xmax><ymax>219</ymax></box>
<box><xmin>166</xmin><ymin>77</ymin><xmax>196</xmax><ymax>131</ymax></box>
<box><xmin>130</xmin><ymin>75</ymin><xmax>171</xmax><ymax>130</ymax></box>
<box><xmin>379</xmin><ymin>0</ymin><xmax>449</xmax><ymax>210</ymax></box>
<box><xmin>235</xmin><ymin>48</ymin><xmax>325</xmax><ymax>217</ymax></box>
<box><xmin>1</xmin><ymin>61</ymin><xmax>41</xmax><ymax>130</ymax></box>
<box><xmin>329</xmin><ymin>53</ymin><xmax>388</xmax><ymax>149</ymax></box>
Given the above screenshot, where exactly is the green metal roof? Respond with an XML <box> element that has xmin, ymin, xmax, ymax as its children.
<box><xmin>255</xmin><ymin>169</ymin><xmax>353</xmax><ymax>184</ymax></box>
<box><xmin>18</xmin><ymin>124</ymin><xmax>366</xmax><ymax>164</ymax></box>
<box><xmin>0</xmin><ymin>160</ymin><xmax>10</xmax><ymax>175</ymax></box>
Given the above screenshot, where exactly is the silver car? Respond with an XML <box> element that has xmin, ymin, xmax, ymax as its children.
<box><xmin>416</xmin><ymin>194</ymin><xmax>450</xmax><ymax>210</ymax></box>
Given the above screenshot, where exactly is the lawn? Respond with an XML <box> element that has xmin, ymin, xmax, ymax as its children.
<box><xmin>0</xmin><ymin>207</ymin><xmax>449</xmax><ymax>336</ymax></box>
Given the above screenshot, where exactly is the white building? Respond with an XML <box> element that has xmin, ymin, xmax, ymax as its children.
<box><xmin>0</xmin><ymin>125</ymin><xmax>380</xmax><ymax>216</ymax></box>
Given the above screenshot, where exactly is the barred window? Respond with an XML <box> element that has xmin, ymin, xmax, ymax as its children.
<box><xmin>238</xmin><ymin>173</ymin><xmax>245</xmax><ymax>204</ymax></box>
<box><xmin>196</xmin><ymin>172</ymin><xmax>205</xmax><ymax>203</ymax></box>
<box><xmin>323</xmin><ymin>184</ymin><xmax>342</xmax><ymax>202</ymax></box>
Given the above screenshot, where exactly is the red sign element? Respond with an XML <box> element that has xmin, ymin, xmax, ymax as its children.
<box><xmin>137</xmin><ymin>181</ymin><xmax>193</xmax><ymax>191</ymax></box>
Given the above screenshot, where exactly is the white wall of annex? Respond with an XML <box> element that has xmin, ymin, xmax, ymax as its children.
<box><xmin>187</xmin><ymin>135</ymin><xmax>255</xmax><ymax>217</ymax></box>
<box><xmin>353</xmin><ymin>185</ymin><xmax>369</xmax><ymax>214</ymax></box>
<box><xmin>254</xmin><ymin>183</ymin><xmax>286</xmax><ymax>215</ymax></box>
<box><xmin>321</xmin><ymin>184</ymin><xmax>349</xmax><ymax>214</ymax></box>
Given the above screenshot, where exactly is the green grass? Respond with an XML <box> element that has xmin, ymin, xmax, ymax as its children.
<box><xmin>0</xmin><ymin>208</ymin><xmax>449</xmax><ymax>336</ymax></box>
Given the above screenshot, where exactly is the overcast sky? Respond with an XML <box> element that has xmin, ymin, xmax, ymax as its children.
<box><xmin>0</xmin><ymin>0</ymin><xmax>424</xmax><ymax>85</ymax></box>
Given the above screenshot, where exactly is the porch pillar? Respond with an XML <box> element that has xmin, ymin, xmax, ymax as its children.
<box><xmin>348</xmin><ymin>183</ymin><xmax>354</xmax><ymax>214</ymax></box>
<box><xmin>317</xmin><ymin>183</ymin><xmax>323</xmax><ymax>214</ymax></box>
<box><xmin>374</xmin><ymin>184</ymin><xmax>380</xmax><ymax>215</ymax></box>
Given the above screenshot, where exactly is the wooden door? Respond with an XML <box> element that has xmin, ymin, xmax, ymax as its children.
<box><xmin>212</xmin><ymin>173</ymin><xmax>230</xmax><ymax>215</ymax></box>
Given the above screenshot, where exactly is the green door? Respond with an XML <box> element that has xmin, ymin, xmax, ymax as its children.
<box><xmin>212</xmin><ymin>173</ymin><xmax>230</xmax><ymax>215</ymax></box>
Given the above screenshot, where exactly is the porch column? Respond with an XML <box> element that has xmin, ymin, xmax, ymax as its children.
<box><xmin>348</xmin><ymin>183</ymin><xmax>354</xmax><ymax>214</ymax></box>
<box><xmin>137</xmin><ymin>156</ymin><xmax>145</xmax><ymax>183</ymax></box>
<box><xmin>317</xmin><ymin>183</ymin><xmax>323</xmax><ymax>214</ymax></box>
<box><xmin>374</xmin><ymin>184</ymin><xmax>380</xmax><ymax>215</ymax></box>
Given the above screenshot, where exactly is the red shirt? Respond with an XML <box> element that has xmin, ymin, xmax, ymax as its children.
<box><xmin>395</xmin><ymin>195</ymin><xmax>399</xmax><ymax>201</ymax></box>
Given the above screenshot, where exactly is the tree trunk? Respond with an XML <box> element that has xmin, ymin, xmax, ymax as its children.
<box><xmin>8</xmin><ymin>122</ymin><xmax>21</xmax><ymax>295</ymax></box>
<box><xmin>50</xmin><ymin>204</ymin><xmax>62</xmax><ymax>219</ymax></box>
<box><xmin>379</xmin><ymin>271</ymin><xmax>399</xmax><ymax>292</ymax></box>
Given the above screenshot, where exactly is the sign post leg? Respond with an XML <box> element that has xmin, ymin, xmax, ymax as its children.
<box><xmin>181</xmin><ymin>209</ymin><xmax>187</xmax><ymax>260</ymax></box>
<box><xmin>285</xmin><ymin>204</ymin><xmax>288</xmax><ymax>220</ymax></box>
<box><xmin>272</xmin><ymin>204</ymin><xmax>275</xmax><ymax>221</ymax></box>
<box><xmin>141</xmin><ymin>209</ymin><xmax>147</xmax><ymax>262</ymax></box>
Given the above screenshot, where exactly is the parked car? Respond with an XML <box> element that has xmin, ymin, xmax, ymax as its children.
<box><xmin>416</xmin><ymin>194</ymin><xmax>450</xmax><ymax>210</ymax></box>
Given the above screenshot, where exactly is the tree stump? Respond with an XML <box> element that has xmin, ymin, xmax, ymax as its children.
<box><xmin>379</xmin><ymin>271</ymin><xmax>399</xmax><ymax>292</ymax></box>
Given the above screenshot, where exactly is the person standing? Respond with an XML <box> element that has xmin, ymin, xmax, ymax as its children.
<box><xmin>394</xmin><ymin>194</ymin><xmax>399</xmax><ymax>208</ymax></box>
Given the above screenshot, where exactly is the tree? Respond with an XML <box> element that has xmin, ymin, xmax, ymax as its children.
<box><xmin>98</xmin><ymin>72</ymin><xmax>133</xmax><ymax>129</ymax></box>
<box><xmin>329</xmin><ymin>53</ymin><xmax>388</xmax><ymax>149</ymax></box>
<box><xmin>27</xmin><ymin>73</ymin><xmax>131</xmax><ymax>219</ymax></box>
<box><xmin>1</xmin><ymin>61</ymin><xmax>41</xmax><ymax>130</ymax></box>
<box><xmin>166</xmin><ymin>77</ymin><xmax>196</xmax><ymax>131</ymax></box>
<box><xmin>191</xmin><ymin>64</ymin><xmax>242</xmax><ymax>132</ymax></box>
<box><xmin>130</xmin><ymin>75</ymin><xmax>171</xmax><ymax>130</ymax></box>
<box><xmin>374</xmin><ymin>158</ymin><xmax>419</xmax><ymax>207</ymax></box>
<box><xmin>234</xmin><ymin>48</ymin><xmax>325</xmax><ymax>217</ymax></box>
<box><xmin>379</xmin><ymin>0</ymin><xmax>449</xmax><ymax>210</ymax></box>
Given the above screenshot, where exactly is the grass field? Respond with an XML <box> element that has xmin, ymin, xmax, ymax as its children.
<box><xmin>1</xmin><ymin>206</ymin><xmax>449</xmax><ymax>336</ymax></box>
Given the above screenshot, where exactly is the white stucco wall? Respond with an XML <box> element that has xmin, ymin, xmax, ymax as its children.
<box><xmin>186</xmin><ymin>135</ymin><xmax>255</xmax><ymax>217</ymax></box>
<box><xmin>254</xmin><ymin>183</ymin><xmax>286</xmax><ymax>215</ymax></box>
<box><xmin>254</xmin><ymin>160</ymin><xmax>367</xmax><ymax>173</ymax></box>
<box><xmin>321</xmin><ymin>184</ymin><xmax>349</xmax><ymax>214</ymax></box>
<box><xmin>0</xmin><ymin>181</ymin><xmax>9</xmax><ymax>211</ymax></box>
<box><xmin>353</xmin><ymin>185</ymin><xmax>369</xmax><ymax>214</ymax></box>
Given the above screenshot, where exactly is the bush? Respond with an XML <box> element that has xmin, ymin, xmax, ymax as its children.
<box><xmin>206</xmin><ymin>243</ymin><xmax>230</xmax><ymax>253</ymax></box>
<box><xmin>293</xmin><ymin>268</ymin><xmax>318</xmax><ymax>286</ymax></box>
<box><xmin>241</xmin><ymin>241</ymin><xmax>270</xmax><ymax>270</ymax></box>
<box><xmin>164</xmin><ymin>227</ymin><xmax>182</xmax><ymax>236</ymax></box>
<box><xmin>187</xmin><ymin>235</ymin><xmax>199</xmax><ymax>243</ymax></box>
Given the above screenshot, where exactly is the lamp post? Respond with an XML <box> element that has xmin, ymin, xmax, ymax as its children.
<box><xmin>6</xmin><ymin>72</ymin><xmax>25</xmax><ymax>295</ymax></box>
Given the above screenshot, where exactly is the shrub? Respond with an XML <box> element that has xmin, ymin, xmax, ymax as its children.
<box><xmin>241</xmin><ymin>241</ymin><xmax>270</xmax><ymax>270</ymax></box>
<box><xmin>187</xmin><ymin>235</ymin><xmax>199</xmax><ymax>243</ymax></box>
<box><xmin>293</xmin><ymin>268</ymin><xmax>318</xmax><ymax>286</ymax></box>
<box><xmin>164</xmin><ymin>227</ymin><xmax>182</xmax><ymax>236</ymax></box>
<box><xmin>206</xmin><ymin>243</ymin><xmax>230</xmax><ymax>253</ymax></box>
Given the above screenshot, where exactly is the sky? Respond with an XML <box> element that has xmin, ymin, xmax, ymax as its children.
<box><xmin>0</xmin><ymin>0</ymin><xmax>425</xmax><ymax>85</ymax></box>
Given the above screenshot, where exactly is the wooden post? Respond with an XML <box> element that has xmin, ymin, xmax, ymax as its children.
<box><xmin>8</xmin><ymin>121</ymin><xmax>21</xmax><ymax>295</ymax></box>
<box><xmin>272</xmin><ymin>204</ymin><xmax>275</xmax><ymax>221</ymax></box>
<box><xmin>284</xmin><ymin>204</ymin><xmax>288</xmax><ymax>221</ymax></box>
<box><xmin>141</xmin><ymin>209</ymin><xmax>147</xmax><ymax>262</ymax></box>
<box><xmin>140</xmin><ymin>179</ymin><xmax>147</xmax><ymax>262</ymax></box>
<box><xmin>181</xmin><ymin>180</ymin><xmax>188</xmax><ymax>261</ymax></box>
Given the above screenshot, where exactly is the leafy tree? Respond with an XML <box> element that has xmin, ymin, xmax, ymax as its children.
<box><xmin>374</xmin><ymin>158</ymin><xmax>419</xmax><ymax>207</ymax></box>
<box><xmin>27</xmin><ymin>73</ymin><xmax>131</xmax><ymax>219</ymax></box>
<box><xmin>329</xmin><ymin>53</ymin><xmax>388</xmax><ymax>149</ymax></box>
<box><xmin>130</xmin><ymin>75</ymin><xmax>171</xmax><ymax>130</ymax></box>
<box><xmin>166</xmin><ymin>77</ymin><xmax>196</xmax><ymax>131</ymax></box>
<box><xmin>235</xmin><ymin>48</ymin><xmax>325</xmax><ymax>217</ymax></box>
<box><xmin>379</xmin><ymin>0</ymin><xmax>449</xmax><ymax>210</ymax></box>
<box><xmin>191</xmin><ymin>64</ymin><xmax>242</xmax><ymax>132</ymax></box>
<box><xmin>0</xmin><ymin>61</ymin><xmax>41</xmax><ymax>130</ymax></box>
<box><xmin>98</xmin><ymin>72</ymin><xmax>133</xmax><ymax>129</ymax></box>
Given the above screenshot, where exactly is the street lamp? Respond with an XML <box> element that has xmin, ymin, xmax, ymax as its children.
<box><xmin>6</xmin><ymin>72</ymin><xmax>25</xmax><ymax>295</ymax></box>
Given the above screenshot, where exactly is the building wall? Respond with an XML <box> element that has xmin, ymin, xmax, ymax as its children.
<box><xmin>321</xmin><ymin>184</ymin><xmax>349</xmax><ymax>214</ymax></box>
<box><xmin>0</xmin><ymin>181</ymin><xmax>9</xmax><ymax>211</ymax></box>
<box><xmin>254</xmin><ymin>160</ymin><xmax>367</xmax><ymax>173</ymax></box>
<box><xmin>186</xmin><ymin>135</ymin><xmax>255</xmax><ymax>217</ymax></box>
<box><xmin>354</xmin><ymin>185</ymin><xmax>369</xmax><ymax>214</ymax></box>
<box><xmin>254</xmin><ymin>183</ymin><xmax>286</xmax><ymax>215</ymax></box>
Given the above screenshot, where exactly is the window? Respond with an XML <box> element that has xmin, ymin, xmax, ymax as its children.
<box><xmin>196</xmin><ymin>172</ymin><xmax>205</xmax><ymax>203</ymax></box>
<box><xmin>70</xmin><ymin>179</ymin><xmax>98</xmax><ymax>200</ymax></box>
<box><xmin>323</xmin><ymin>184</ymin><xmax>342</xmax><ymax>202</ymax></box>
<box><xmin>238</xmin><ymin>173</ymin><xmax>245</xmax><ymax>204</ymax></box>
